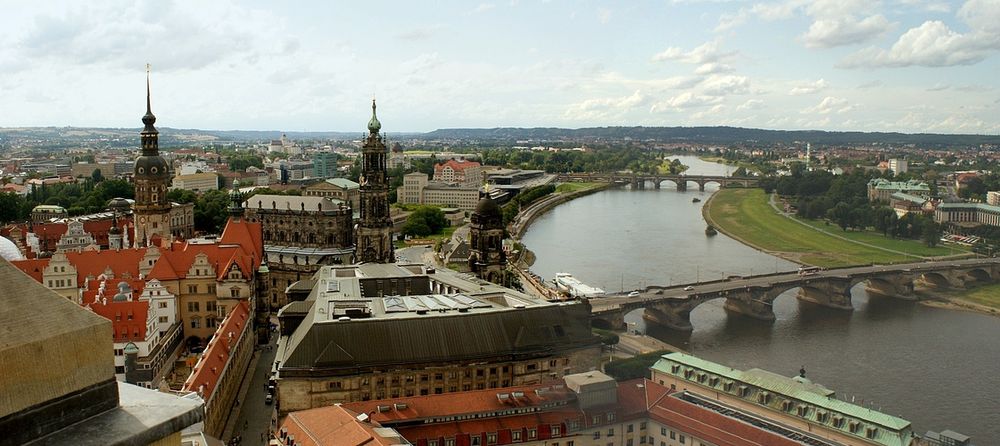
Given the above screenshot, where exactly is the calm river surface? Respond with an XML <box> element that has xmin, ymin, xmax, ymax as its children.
<box><xmin>522</xmin><ymin>155</ymin><xmax>1000</xmax><ymax>441</ymax></box>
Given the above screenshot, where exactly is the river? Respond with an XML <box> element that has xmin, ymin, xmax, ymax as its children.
<box><xmin>521</xmin><ymin>155</ymin><xmax>1000</xmax><ymax>442</ymax></box>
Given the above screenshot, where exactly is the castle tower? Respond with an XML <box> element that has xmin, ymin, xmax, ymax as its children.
<box><xmin>132</xmin><ymin>66</ymin><xmax>172</xmax><ymax>247</ymax></box>
<box><xmin>108</xmin><ymin>215</ymin><xmax>123</xmax><ymax>250</ymax></box>
<box><xmin>468</xmin><ymin>192</ymin><xmax>506</xmax><ymax>283</ymax></box>
<box><xmin>355</xmin><ymin>99</ymin><xmax>395</xmax><ymax>264</ymax></box>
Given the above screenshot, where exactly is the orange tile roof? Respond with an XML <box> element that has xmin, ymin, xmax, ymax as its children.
<box><xmin>647</xmin><ymin>392</ymin><xmax>804</xmax><ymax>446</ymax></box>
<box><xmin>434</xmin><ymin>158</ymin><xmax>481</xmax><ymax>173</ymax></box>
<box><xmin>280</xmin><ymin>405</ymin><xmax>400</xmax><ymax>446</ymax></box>
<box><xmin>341</xmin><ymin>383</ymin><xmax>574</xmax><ymax>424</ymax></box>
<box><xmin>183</xmin><ymin>300</ymin><xmax>250</xmax><ymax>400</ymax></box>
<box><xmin>10</xmin><ymin>258</ymin><xmax>47</xmax><ymax>282</ymax></box>
<box><xmin>66</xmin><ymin>248</ymin><xmax>148</xmax><ymax>284</ymax></box>
<box><xmin>82</xmin><ymin>278</ymin><xmax>149</xmax><ymax>343</ymax></box>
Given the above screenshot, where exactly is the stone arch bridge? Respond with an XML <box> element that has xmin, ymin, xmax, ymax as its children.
<box><xmin>590</xmin><ymin>258</ymin><xmax>1000</xmax><ymax>331</ymax></box>
<box><xmin>557</xmin><ymin>173</ymin><xmax>758</xmax><ymax>191</ymax></box>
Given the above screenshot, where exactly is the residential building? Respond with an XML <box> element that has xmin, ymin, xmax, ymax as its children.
<box><xmin>83</xmin><ymin>278</ymin><xmax>183</xmax><ymax>389</ymax></box>
<box><xmin>934</xmin><ymin>202</ymin><xmax>1000</xmax><ymax>227</ymax></box>
<box><xmin>651</xmin><ymin>352</ymin><xmax>916</xmax><ymax>446</ymax></box>
<box><xmin>55</xmin><ymin>219</ymin><xmax>98</xmax><ymax>252</ymax></box>
<box><xmin>182</xmin><ymin>300</ymin><xmax>254</xmax><ymax>438</ymax></box>
<box><xmin>867</xmin><ymin>179</ymin><xmax>930</xmax><ymax>202</ymax></box>
<box><xmin>278</xmin><ymin>404</ymin><xmax>411</xmax><ymax>446</ymax></box>
<box><xmin>400</xmin><ymin>172</ymin><xmax>481</xmax><ymax>210</ymax></box>
<box><xmin>331</xmin><ymin>371</ymin><xmax>828</xmax><ymax>446</ymax></box>
<box><xmin>434</xmin><ymin>158</ymin><xmax>483</xmax><ymax>187</ymax></box>
<box><xmin>889</xmin><ymin>192</ymin><xmax>934</xmax><ymax>218</ymax></box>
<box><xmin>272</xmin><ymin>262</ymin><xmax>601</xmax><ymax>415</ymax></box>
<box><xmin>0</xmin><ymin>254</ymin><xmax>203</xmax><ymax>445</ymax></box>
<box><xmin>303</xmin><ymin>177</ymin><xmax>360</xmax><ymax>209</ymax></box>
<box><xmin>171</xmin><ymin>172</ymin><xmax>221</xmax><ymax>192</ymax></box>
<box><xmin>888</xmin><ymin>159</ymin><xmax>908</xmax><ymax>175</ymax></box>
<box><xmin>312</xmin><ymin>151</ymin><xmax>340</xmax><ymax>179</ymax></box>
<box><xmin>986</xmin><ymin>191</ymin><xmax>1000</xmax><ymax>206</ymax></box>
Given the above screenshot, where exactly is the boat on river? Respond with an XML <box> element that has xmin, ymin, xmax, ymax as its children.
<box><xmin>705</xmin><ymin>225</ymin><xmax>717</xmax><ymax>236</ymax></box>
<box><xmin>552</xmin><ymin>273</ymin><xmax>606</xmax><ymax>298</ymax></box>
<box><xmin>692</xmin><ymin>197</ymin><xmax>701</xmax><ymax>203</ymax></box>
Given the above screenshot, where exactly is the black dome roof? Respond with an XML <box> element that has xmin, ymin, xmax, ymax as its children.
<box><xmin>474</xmin><ymin>195</ymin><xmax>501</xmax><ymax>217</ymax></box>
<box><xmin>134</xmin><ymin>155</ymin><xmax>170</xmax><ymax>178</ymax></box>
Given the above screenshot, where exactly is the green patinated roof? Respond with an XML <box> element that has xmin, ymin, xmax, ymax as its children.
<box><xmin>868</xmin><ymin>179</ymin><xmax>929</xmax><ymax>192</ymax></box>
<box><xmin>938</xmin><ymin>202</ymin><xmax>1000</xmax><ymax>212</ymax></box>
<box><xmin>890</xmin><ymin>192</ymin><xmax>928</xmax><ymax>204</ymax></box>
<box><xmin>652</xmin><ymin>352</ymin><xmax>913</xmax><ymax>446</ymax></box>
<box><xmin>325</xmin><ymin>178</ymin><xmax>360</xmax><ymax>189</ymax></box>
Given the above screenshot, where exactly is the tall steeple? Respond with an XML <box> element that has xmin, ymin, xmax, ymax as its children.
<box><xmin>133</xmin><ymin>65</ymin><xmax>173</xmax><ymax>247</ymax></box>
<box><xmin>469</xmin><ymin>189</ymin><xmax>506</xmax><ymax>283</ymax></box>
<box><xmin>140</xmin><ymin>64</ymin><xmax>159</xmax><ymax>157</ymax></box>
<box><xmin>355</xmin><ymin>98</ymin><xmax>395</xmax><ymax>264</ymax></box>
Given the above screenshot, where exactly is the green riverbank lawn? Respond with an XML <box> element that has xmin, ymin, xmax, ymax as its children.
<box><xmin>957</xmin><ymin>284</ymin><xmax>1000</xmax><ymax>310</ymax></box>
<box><xmin>705</xmin><ymin>189</ymin><xmax>927</xmax><ymax>268</ymax></box>
<box><xmin>555</xmin><ymin>182</ymin><xmax>603</xmax><ymax>193</ymax></box>
<box><xmin>794</xmin><ymin>217</ymin><xmax>968</xmax><ymax>258</ymax></box>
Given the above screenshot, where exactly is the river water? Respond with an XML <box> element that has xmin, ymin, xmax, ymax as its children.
<box><xmin>521</xmin><ymin>155</ymin><xmax>1000</xmax><ymax>442</ymax></box>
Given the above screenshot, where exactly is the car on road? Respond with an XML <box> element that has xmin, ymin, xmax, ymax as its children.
<box><xmin>683</xmin><ymin>286</ymin><xmax>695</xmax><ymax>291</ymax></box>
<box><xmin>627</xmin><ymin>291</ymin><xmax>640</xmax><ymax>298</ymax></box>
<box><xmin>265</xmin><ymin>393</ymin><xmax>273</xmax><ymax>405</ymax></box>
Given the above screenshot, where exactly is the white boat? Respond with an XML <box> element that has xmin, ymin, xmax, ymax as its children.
<box><xmin>552</xmin><ymin>273</ymin><xmax>606</xmax><ymax>298</ymax></box>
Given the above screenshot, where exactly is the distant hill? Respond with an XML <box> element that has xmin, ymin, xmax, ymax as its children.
<box><xmin>422</xmin><ymin>126</ymin><xmax>1000</xmax><ymax>147</ymax></box>
<box><xmin>3</xmin><ymin>125</ymin><xmax>999</xmax><ymax>149</ymax></box>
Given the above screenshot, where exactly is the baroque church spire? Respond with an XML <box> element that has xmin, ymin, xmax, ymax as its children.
<box><xmin>140</xmin><ymin>64</ymin><xmax>159</xmax><ymax>157</ymax></box>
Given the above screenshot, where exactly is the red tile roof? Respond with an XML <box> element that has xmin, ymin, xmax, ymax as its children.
<box><xmin>10</xmin><ymin>258</ymin><xmax>47</xmax><ymax>282</ymax></box>
<box><xmin>342</xmin><ymin>378</ymin><xmax>812</xmax><ymax>446</ymax></box>
<box><xmin>434</xmin><ymin>158</ymin><xmax>481</xmax><ymax>173</ymax></box>
<box><xmin>82</xmin><ymin>278</ymin><xmax>149</xmax><ymax>343</ymax></box>
<box><xmin>342</xmin><ymin>383</ymin><xmax>574</xmax><ymax>424</ymax></box>
<box><xmin>280</xmin><ymin>405</ymin><xmax>400</xmax><ymax>446</ymax></box>
<box><xmin>183</xmin><ymin>300</ymin><xmax>250</xmax><ymax>400</ymax></box>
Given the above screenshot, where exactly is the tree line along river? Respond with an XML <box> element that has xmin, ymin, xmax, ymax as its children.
<box><xmin>520</xmin><ymin>155</ymin><xmax>1000</xmax><ymax>442</ymax></box>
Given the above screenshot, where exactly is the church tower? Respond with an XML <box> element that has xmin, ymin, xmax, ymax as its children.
<box><xmin>468</xmin><ymin>192</ymin><xmax>506</xmax><ymax>283</ymax></box>
<box><xmin>355</xmin><ymin>99</ymin><xmax>395</xmax><ymax>263</ymax></box>
<box><xmin>133</xmin><ymin>66</ymin><xmax>172</xmax><ymax>247</ymax></box>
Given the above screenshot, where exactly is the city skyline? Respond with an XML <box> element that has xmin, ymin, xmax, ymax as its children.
<box><xmin>1</xmin><ymin>0</ymin><xmax>999</xmax><ymax>134</ymax></box>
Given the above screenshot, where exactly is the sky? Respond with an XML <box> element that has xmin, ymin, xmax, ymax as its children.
<box><xmin>1</xmin><ymin>0</ymin><xmax>999</xmax><ymax>134</ymax></box>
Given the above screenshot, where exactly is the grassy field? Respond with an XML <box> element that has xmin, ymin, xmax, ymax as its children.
<box><xmin>555</xmin><ymin>182</ymin><xmax>603</xmax><ymax>193</ymax></box>
<box><xmin>955</xmin><ymin>284</ymin><xmax>1000</xmax><ymax>310</ymax></box>
<box><xmin>706</xmin><ymin>189</ymin><xmax>928</xmax><ymax>267</ymax></box>
<box><xmin>794</xmin><ymin>217</ymin><xmax>967</xmax><ymax>258</ymax></box>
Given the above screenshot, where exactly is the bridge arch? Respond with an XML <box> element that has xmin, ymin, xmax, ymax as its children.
<box><xmin>966</xmin><ymin>268</ymin><xmax>993</xmax><ymax>283</ymax></box>
<box><xmin>919</xmin><ymin>272</ymin><xmax>951</xmax><ymax>288</ymax></box>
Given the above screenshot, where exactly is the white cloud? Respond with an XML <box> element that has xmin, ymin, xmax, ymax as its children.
<box><xmin>650</xmin><ymin>92</ymin><xmax>723</xmax><ymax>112</ymax></box>
<box><xmin>926</xmin><ymin>83</ymin><xmax>950</xmax><ymax>91</ymax></box>
<box><xmin>565</xmin><ymin>90</ymin><xmax>646</xmax><ymax>120</ymax></box>
<box><xmin>840</xmin><ymin>0</ymin><xmax>1000</xmax><ymax>68</ymax></box>
<box><xmin>737</xmin><ymin>99</ymin><xmax>765</xmax><ymax>110</ymax></box>
<box><xmin>694</xmin><ymin>62</ymin><xmax>734</xmax><ymax>75</ymax></box>
<box><xmin>803</xmin><ymin>96</ymin><xmax>854</xmax><ymax>114</ymax></box>
<box><xmin>651</xmin><ymin>40</ymin><xmax>735</xmax><ymax>64</ymax></box>
<box><xmin>801</xmin><ymin>15</ymin><xmax>891</xmax><ymax>48</ymax></box>
<box><xmin>788</xmin><ymin>79</ymin><xmax>829</xmax><ymax>95</ymax></box>
<box><xmin>839</xmin><ymin>20</ymin><xmax>1000</xmax><ymax>68</ymax></box>
<box><xmin>597</xmin><ymin>8</ymin><xmax>613</xmax><ymax>24</ymax></box>
<box><xmin>699</xmin><ymin>74</ymin><xmax>750</xmax><ymax>96</ymax></box>
<box><xmin>472</xmin><ymin>3</ymin><xmax>496</xmax><ymax>13</ymax></box>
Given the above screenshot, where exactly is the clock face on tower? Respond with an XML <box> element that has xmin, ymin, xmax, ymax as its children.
<box><xmin>140</xmin><ymin>217</ymin><xmax>146</xmax><ymax>223</ymax></box>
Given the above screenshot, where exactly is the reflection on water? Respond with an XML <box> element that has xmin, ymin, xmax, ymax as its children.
<box><xmin>523</xmin><ymin>156</ymin><xmax>1000</xmax><ymax>441</ymax></box>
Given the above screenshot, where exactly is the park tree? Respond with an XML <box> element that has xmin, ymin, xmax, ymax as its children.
<box><xmin>0</xmin><ymin>192</ymin><xmax>25</xmax><ymax>224</ymax></box>
<box><xmin>921</xmin><ymin>219</ymin><xmax>941</xmax><ymax>247</ymax></box>
<box><xmin>91</xmin><ymin>169</ymin><xmax>104</xmax><ymax>183</ymax></box>
<box><xmin>402</xmin><ymin>206</ymin><xmax>447</xmax><ymax>237</ymax></box>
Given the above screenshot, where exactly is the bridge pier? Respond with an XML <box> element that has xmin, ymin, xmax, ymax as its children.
<box><xmin>863</xmin><ymin>276</ymin><xmax>917</xmax><ymax>300</ymax></box>
<box><xmin>643</xmin><ymin>306</ymin><xmax>693</xmax><ymax>331</ymax></box>
<box><xmin>698</xmin><ymin>182</ymin><xmax>706</xmax><ymax>192</ymax></box>
<box><xmin>653</xmin><ymin>180</ymin><xmax>661</xmax><ymax>189</ymax></box>
<box><xmin>676</xmin><ymin>181</ymin><xmax>687</xmax><ymax>192</ymax></box>
<box><xmin>796</xmin><ymin>287</ymin><xmax>853</xmax><ymax>310</ymax></box>
<box><xmin>590</xmin><ymin>310</ymin><xmax>626</xmax><ymax>331</ymax></box>
<box><xmin>724</xmin><ymin>295</ymin><xmax>776</xmax><ymax>321</ymax></box>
